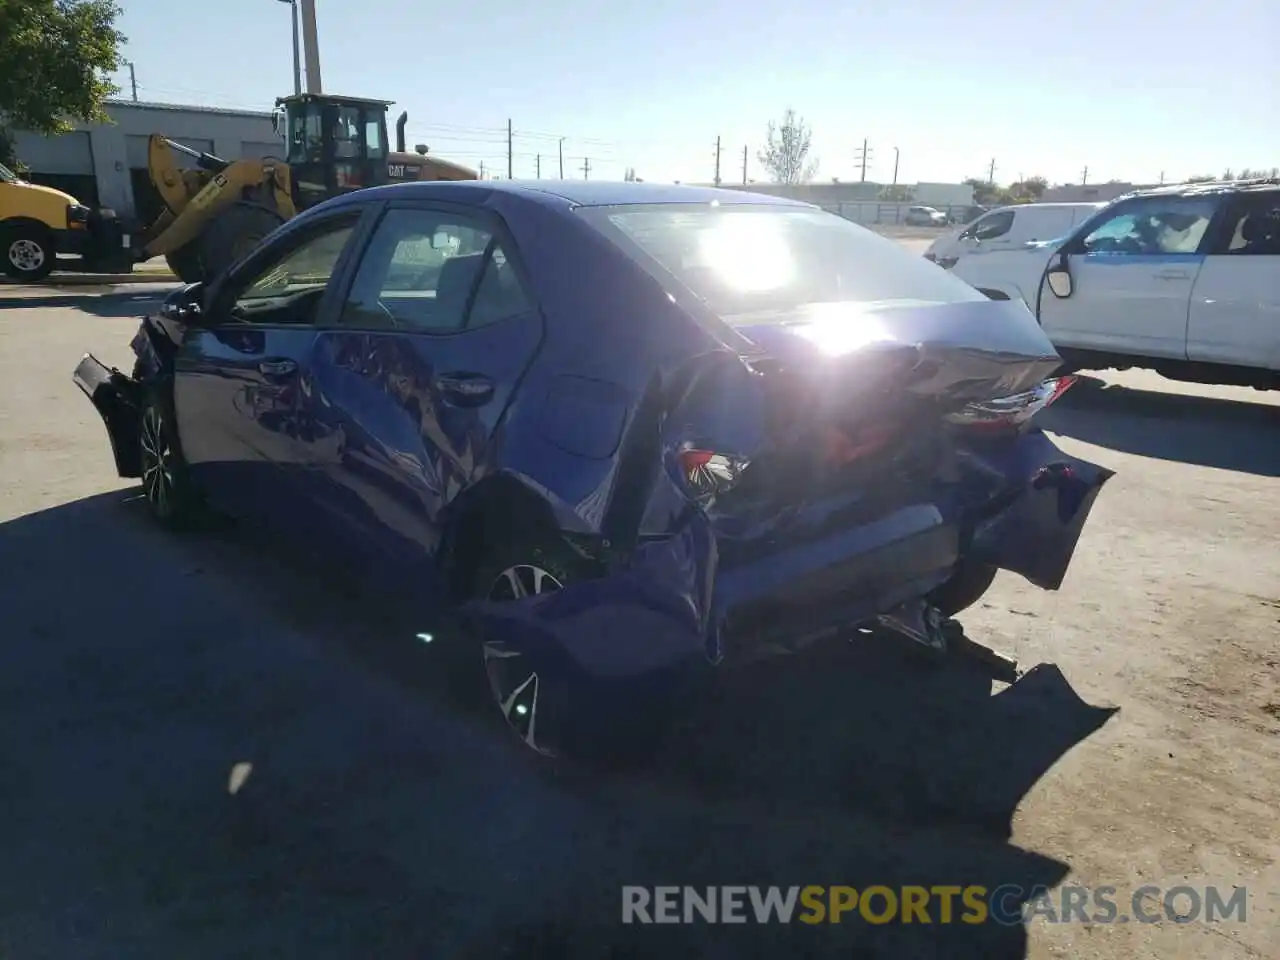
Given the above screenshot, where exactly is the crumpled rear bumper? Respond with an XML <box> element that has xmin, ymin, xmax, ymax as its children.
<box><xmin>463</xmin><ymin>430</ymin><xmax>1113</xmax><ymax>682</ymax></box>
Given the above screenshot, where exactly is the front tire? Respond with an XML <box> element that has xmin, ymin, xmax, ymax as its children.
<box><xmin>138</xmin><ymin>388</ymin><xmax>198</xmax><ymax>529</ymax></box>
<box><xmin>2</xmin><ymin>223</ymin><xmax>55</xmax><ymax>281</ymax></box>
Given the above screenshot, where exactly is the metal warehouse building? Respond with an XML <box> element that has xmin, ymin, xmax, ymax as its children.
<box><xmin>9</xmin><ymin>99</ymin><xmax>283</xmax><ymax>225</ymax></box>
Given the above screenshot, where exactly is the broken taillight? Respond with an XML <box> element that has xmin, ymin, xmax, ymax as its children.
<box><xmin>679</xmin><ymin>448</ymin><xmax>748</xmax><ymax>501</ymax></box>
<box><xmin>945</xmin><ymin>376</ymin><xmax>1076</xmax><ymax>433</ymax></box>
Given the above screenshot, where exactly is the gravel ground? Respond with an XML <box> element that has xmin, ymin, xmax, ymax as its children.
<box><xmin>0</xmin><ymin>283</ymin><xmax>1276</xmax><ymax>959</ymax></box>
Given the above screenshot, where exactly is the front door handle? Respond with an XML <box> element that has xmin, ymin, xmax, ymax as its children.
<box><xmin>258</xmin><ymin>358</ymin><xmax>298</xmax><ymax>378</ymax></box>
<box><xmin>435</xmin><ymin>372</ymin><xmax>495</xmax><ymax>407</ymax></box>
<box><xmin>1155</xmin><ymin>269</ymin><xmax>1190</xmax><ymax>280</ymax></box>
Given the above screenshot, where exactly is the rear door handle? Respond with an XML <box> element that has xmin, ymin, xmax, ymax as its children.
<box><xmin>435</xmin><ymin>372</ymin><xmax>495</xmax><ymax>407</ymax></box>
<box><xmin>258</xmin><ymin>358</ymin><xmax>298</xmax><ymax>378</ymax></box>
<box><xmin>1155</xmin><ymin>269</ymin><xmax>1190</xmax><ymax>280</ymax></box>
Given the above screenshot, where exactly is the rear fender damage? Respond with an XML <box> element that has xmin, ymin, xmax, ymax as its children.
<box><xmin>464</xmin><ymin>353</ymin><xmax>1114</xmax><ymax>679</ymax></box>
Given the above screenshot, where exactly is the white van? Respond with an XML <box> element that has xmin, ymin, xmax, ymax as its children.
<box><xmin>924</xmin><ymin>202</ymin><xmax>1105</xmax><ymax>267</ymax></box>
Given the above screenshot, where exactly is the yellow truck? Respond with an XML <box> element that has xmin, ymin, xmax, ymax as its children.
<box><xmin>0</xmin><ymin>160</ymin><xmax>131</xmax><ymax>281</ymax></box>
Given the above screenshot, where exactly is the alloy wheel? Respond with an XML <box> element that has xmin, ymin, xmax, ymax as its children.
<box><xmin>139</xmin><ymin>404</ymin><xmax>175</xmax><ymax>515</ymax></box>
<box><xmin>483</xmin><ymin>563</ymin><xmax>564</xmax><ymax>756</ymax></box>
<box><xmin>8</xmin><ymin>239</ymin><xmax>45</xmax><ymax>273</ymax></box>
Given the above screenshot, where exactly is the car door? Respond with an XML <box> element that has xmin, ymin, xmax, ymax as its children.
<box><xmin>951</xmin><ymin>209</ymin><xmax>1015</xmax><ymax>261</ymax></box>
<box><xmin>171</xmin><ymin>208</ymin><xmax>367</xmax><ymax>526</ymax></box>
<box><xmin>1036</xmin><ymin>194</ymin><xmax>1221</xmax><ymax>358</ymax></box>
<box><xmin>302</xmin><ymin>201</ymin><xmax>543</xmax><ymax>590</ymax></box>
<box><xmin>1185</xmin><ymin>191</ymin><xmax>1280</xmax><ymax>369</ymax></box>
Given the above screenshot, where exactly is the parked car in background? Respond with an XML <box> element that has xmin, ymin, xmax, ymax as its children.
<box><xmin>73</xmin><ymin>181</ymin><xmax>1112</xmax><ymax>760</ymax></box>
<box><xmin>904</xmin><ymin>205</ymin><xmax>949</xmax><ymax>227</ymax></box>
<box><xmin>0</xmin><ymin>161</ymin><xmax>131</xmax><ymax>281</ymax></box>
<box><xmin>925</xmin><ymin>202</ymin><xmax>1105</xmax><ymax>269</ymax></box>
<box><xmin>943</xmin><ymin>180</ymin><xmax>1280</xmax><ymax>390</ymax></box>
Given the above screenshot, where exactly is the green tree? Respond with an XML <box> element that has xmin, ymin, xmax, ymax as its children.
<box><xmin>757</xmin><ymin>109</ymin><xmax>818</xmax><ymax>185</ymax></box>
<box><xmin>0</xmin><ymin>1</ymin><xmax>125</xmax><ymax>167</ymax></box>
<box><xmin>1009</xmin><ymin>175</ymin><xmax>1048</xmax><ymax>201</ymax></box>
<box><xmin>964</xmin><ymin>177</ymin><xmax>1017</xmax><ymax>206</ymax></box>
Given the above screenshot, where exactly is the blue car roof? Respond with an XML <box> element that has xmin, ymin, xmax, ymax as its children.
<box><xmin>347</xmin><ymin>179</ymin><xmax>812</xmax><ymax>209</ymax></box>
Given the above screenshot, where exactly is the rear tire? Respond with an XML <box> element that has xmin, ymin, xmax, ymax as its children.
<box><xmin>198</xmin><ymin>204</ymin><xmax>285</xmax><ymax>282</ymax></box>
<box><xmin>469</xmin><ymin>539</ymin><xmax>672</xmax><ymax>765</ymax></box>
<box><xmin>929</xmin><ymin>560</ymin><xmax>999</xmax><ymax>617</ymax></box>
<box><xmin>2</xmin><ymin>223</ymin><xmax>55</xmax><ymax>281</ymax></box>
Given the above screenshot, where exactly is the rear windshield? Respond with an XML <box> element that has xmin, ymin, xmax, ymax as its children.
<box><xmin>577</xmin><ymin>203</ymin><xmax>985</xmax><ymax>322</ymax></box>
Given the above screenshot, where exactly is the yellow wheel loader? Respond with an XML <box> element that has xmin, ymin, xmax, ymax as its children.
<box><xmin>137</xmin><ymin>93</ymin><xmax>478</xmax><ymax>284</ymax></box>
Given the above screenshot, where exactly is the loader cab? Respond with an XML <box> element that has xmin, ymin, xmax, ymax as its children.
<box><xmin>277</xmin><ymin>93</ymin><xmax>392</xmax><ymax>210</ymax></box>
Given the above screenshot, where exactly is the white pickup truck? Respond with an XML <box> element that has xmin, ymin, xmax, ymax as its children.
<box><xmin>948</xmin><ymin>180</ymin><xmax>1280</xmax><ymax>390</ymax></box>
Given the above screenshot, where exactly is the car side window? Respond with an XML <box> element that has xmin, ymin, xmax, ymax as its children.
<box><xmin>1079</xmin><ymin>197</ymin><xmax>1217</xmax><ymax>256</ymax></box>
<box><xmin>340</xmin><ymin>207</ymin><xmax>531</xmax><ymax>332</ymax></box>
<box><xmin>222</xmin><ymin>216</ymin><xmax>358</xmax><ymax>326</ymax></box>
<box><xmin>967</xmin><ymin>210</ymin><xmax>1014</xmax><ymax>241</ymax></box>
<box><xmin>1221</xmin><ymin>195</ymin><xmax>1280</xmax><ymax>256</ymax></box>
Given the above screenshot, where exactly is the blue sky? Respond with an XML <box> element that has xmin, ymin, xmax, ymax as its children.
<box><xmin>114</xmin><ymin>0</ymin><xmax>1277</xmax><ymax>186</ymax></box>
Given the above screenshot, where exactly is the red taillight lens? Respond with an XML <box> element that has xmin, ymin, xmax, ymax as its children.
<box><xmin>678</xmin><ymin>449</ymin><xmax>747</xmax><ymax>500</ymax></box>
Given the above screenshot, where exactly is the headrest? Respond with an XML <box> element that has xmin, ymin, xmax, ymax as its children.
<box><xmin>435</xmin><ymin>253</ymin><xmax>485</xmax><ymax>309</ymax></box>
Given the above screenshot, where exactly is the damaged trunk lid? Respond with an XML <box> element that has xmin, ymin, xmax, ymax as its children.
<box><xmin>670</xmin><ymin>296</ymin><xmax>1067</xmax><ymax>527</ymax></box>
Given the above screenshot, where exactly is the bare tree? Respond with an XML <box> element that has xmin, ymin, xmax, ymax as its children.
<box><xmin>757</xmin><ymin>109</ymin><xmax>818</xmax><ymax>185</ymax></box>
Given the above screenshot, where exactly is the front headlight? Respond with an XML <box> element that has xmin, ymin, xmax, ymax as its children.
<box><xmin>66</xmin><ymin>203</ymin><xmax>90</xmax><ymax>226</ymax></box>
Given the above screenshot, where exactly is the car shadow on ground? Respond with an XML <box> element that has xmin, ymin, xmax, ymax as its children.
<box><xmin>0</xmin><ymin>490</ymin><xmax>1117</xmax><ymax>959</ymax></box>
<box><xmin>1042</xmin><ymin>375</ymin><xmax>1279</xmax><ymax>476</ymax></box>
<box><xmin>0</xmin><ymin>289</ymin><xmax>173</xmax><ymax>319</ymax></box>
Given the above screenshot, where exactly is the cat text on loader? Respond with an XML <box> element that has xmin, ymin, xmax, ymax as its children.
<box><xmin>137</xmin><ymin>93</ymin><xmax>478</xmax><ymax>284</ymax></box>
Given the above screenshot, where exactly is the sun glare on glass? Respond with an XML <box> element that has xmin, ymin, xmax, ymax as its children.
<box><xmin>696</xmin><ymin>213</ymin><xmax>795</xmax><ymax>293</ymax></box>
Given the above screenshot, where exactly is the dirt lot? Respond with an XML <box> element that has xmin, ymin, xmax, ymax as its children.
<box><xmin>0</xmin><ymin>282</ymin><xmax>1276</xmax><ymax>959</ymax></box>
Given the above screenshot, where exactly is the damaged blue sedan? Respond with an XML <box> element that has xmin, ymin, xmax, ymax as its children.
<box><xmin>73</xmin><ymin>181</ymin><xmax>1111</xmax><ymax>758</ymax></box>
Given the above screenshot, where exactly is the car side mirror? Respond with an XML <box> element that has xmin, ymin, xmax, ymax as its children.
<box><xmin>160</xmin><ymin>282</ymin><xmax>205</xmax><ymax>323</ymax></box>
<box><xmin>1046</xmin><ymin>257</ymin><xmax>1073</xmax><ymax>299</ymax></box>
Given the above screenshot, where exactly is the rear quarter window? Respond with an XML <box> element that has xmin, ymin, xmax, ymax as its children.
<box><xmin>578</xmin><ymin>203</ymin><xmax>986</xmax><ymax>323</ymax></box>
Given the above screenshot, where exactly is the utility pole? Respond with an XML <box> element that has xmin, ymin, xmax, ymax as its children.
<box><xmin>713</xmin><ymin>136</ymin><xmax>722</xmax><ymax>186</ymax></box>
<box><xmin>507</xmin><ymin>119</ymin><xmax>513</xmax><ymax>179</ymax></box>
<box><xmin>581</xmin><ymin>157</ymin><xmax>591</xmax><ymax>180</ymax></box>
<box><xmin>1081</xmin><ymin>165</ymin><xmax>1089</xmax><ymax>185</ymax></box>
<box><xmin>123</xmin><ymin>60</ymin><xmax>138</xmax><ymax>101</ymax></box>
<box><xmin>536</xmin><ymin>154</ymin><xmax>541</xmax><ymax>178</ymax></box>
<box><xmin>892</xmin><ymin>146</ymin><xmax>900</xmax><ymax>186</ymax></box>
<box><xmin>558</xmin><ymin>138</ymin><xmax>565</xmax><ymax>178</ymax></box>
<box><xmin>855</xmin><ymin>138</ymin><xmax>873</xmax><ymax>183</ymax></box>
<box><xmin>987</xmin><ymin>158</ymin><xmax>996</xmax><ymax>184</ymax></box>
<box><xmin>479</xmin><ymin>160</ymin><xmax>486</xmax><ymax>179</ymax></box>
<box><xmin>1159</xmin><ymin>170</ymin><xmax>1165</xmax><ymax>184</ymax></box>
<box><xmin>742</xmin><ymin>144</ymin><xmax>748</xmax><ymax>184</ymax></box>
<box><xmin>299</xmin><ymin>0</ymin><xmax>322</xmax><ymax>93</ymax></box>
